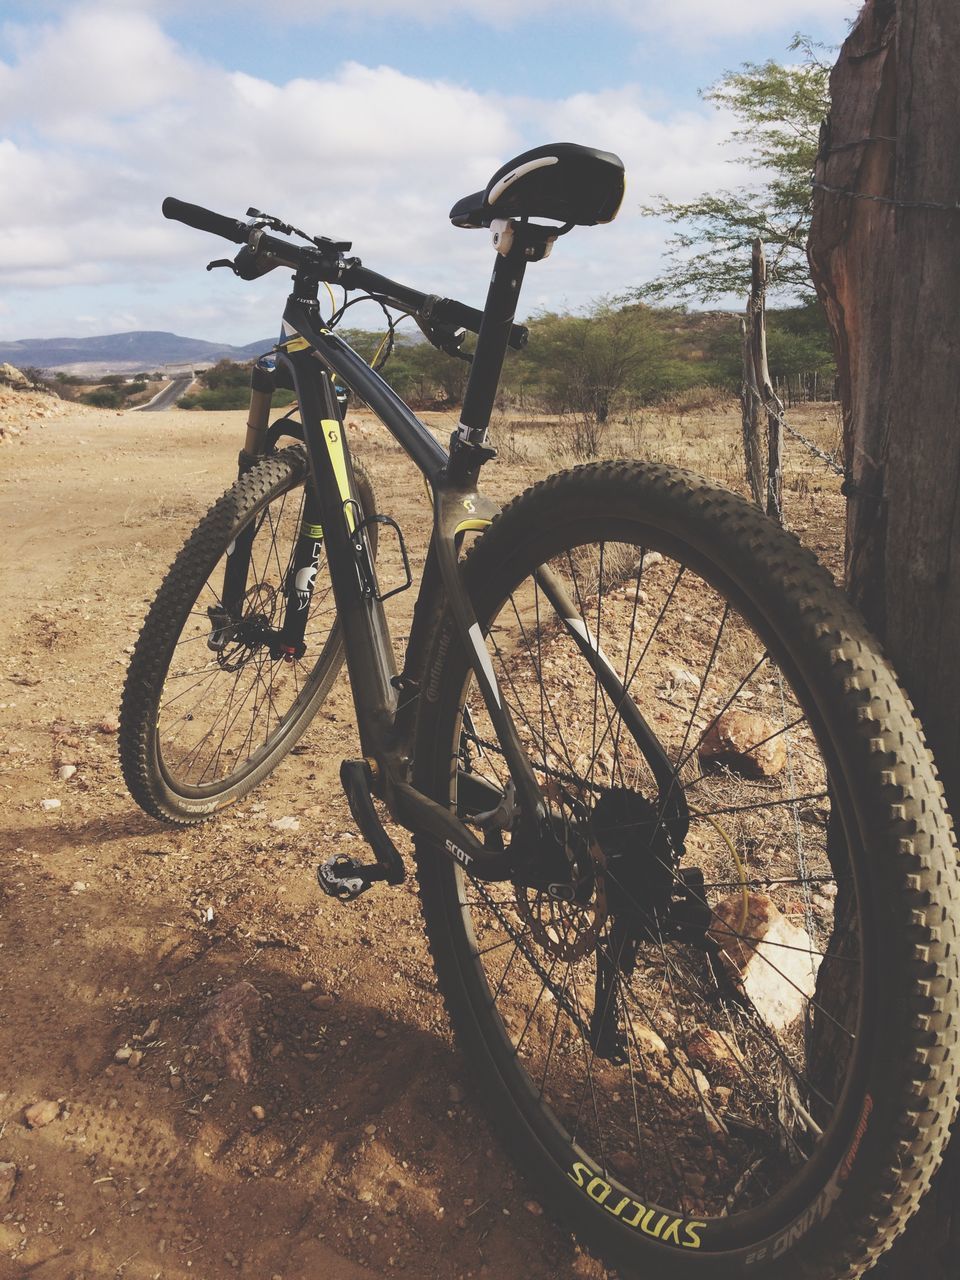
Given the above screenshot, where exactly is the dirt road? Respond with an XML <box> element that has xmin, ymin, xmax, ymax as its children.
<box><xmin>0</xmin><ymin>403</ymin><xmax>622</xmax><ymax>1280</ymax></box>
<box><xmin>0</xmin><ymin>398</ymin><xmax>844</xmax><ymax>1280</ymax></box>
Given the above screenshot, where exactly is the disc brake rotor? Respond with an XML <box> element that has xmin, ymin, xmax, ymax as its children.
<box><xmin>515</xmin><ymin>840</ymin><xmax>608</xmax><ymax>961</ymax></box>
<box><xmin>217</xmin><ymin>582</ymin><xmax>278</xmax><ymax>671</ymax></box>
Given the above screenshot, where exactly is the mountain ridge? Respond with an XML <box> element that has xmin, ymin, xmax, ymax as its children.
<box><xmin>0</xmin><ymin>330</ymin><xmax>276</xmax><ymax>375</ymax></box>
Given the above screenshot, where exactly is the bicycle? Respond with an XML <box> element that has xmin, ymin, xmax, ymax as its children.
<box><xmin>119</xmin><ymin>142</ymin><xmax>960</xmax><ymax>1278</ymax></box>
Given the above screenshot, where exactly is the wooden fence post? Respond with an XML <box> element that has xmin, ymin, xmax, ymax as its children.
<box><xmin>741</xmin><ymin>309</ymin><xmax>765</xmax><ymax>508</ymax></box>
<box><xmin>741</xmin><ymin>239</ymin><xmax>785</xmax><ymax>520</ymax></box>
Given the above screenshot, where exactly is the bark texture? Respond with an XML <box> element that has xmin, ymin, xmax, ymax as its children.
<box><xmin>808</xmin><ymin>2</ymin><xmax>960</xmax><ymax>1273</ymax></box>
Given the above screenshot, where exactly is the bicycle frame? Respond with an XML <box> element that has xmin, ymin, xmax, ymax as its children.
<box><xmin>239</xmin><ymin>229</ymin><xmax>684</xmax><ymax>883</ymax></box>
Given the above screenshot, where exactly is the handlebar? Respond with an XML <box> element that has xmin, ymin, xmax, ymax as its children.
<box><xmin>162</xmin><ymin>197</ymin><xmax>251</xmax><ymax>245</ymax></box>
<box><xmin>163</xmin><ymin>196</ymin><xmax>528</xmax><ymax>351</ymax></box>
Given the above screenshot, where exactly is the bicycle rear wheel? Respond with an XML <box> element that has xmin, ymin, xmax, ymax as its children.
<box><xmin>413</xmin><ymin>462</ymin><xmax>959</xmax><ymax>1278</ymax></box>
<box><xmin>120</xmin><ymin>445</ymin><xmax>376</xmax><ymax>824</ymax></box>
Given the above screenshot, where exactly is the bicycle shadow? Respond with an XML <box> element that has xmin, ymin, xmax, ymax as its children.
<box><xmin>0</xmin><ymin>879</ymin><xmax>584</xmax><ymax>1280</ymax></box>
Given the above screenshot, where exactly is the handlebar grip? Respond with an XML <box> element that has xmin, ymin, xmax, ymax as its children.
<box><xmin>162</xmin><ymin>197</ymin><xmax>251</xmax><ymax>245</ymax></box>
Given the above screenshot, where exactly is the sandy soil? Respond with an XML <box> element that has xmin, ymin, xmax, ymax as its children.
<box><xmin>0</xmin><ymin>395</ymin><xmax>845</xmax><ymax>1280</ymax></box>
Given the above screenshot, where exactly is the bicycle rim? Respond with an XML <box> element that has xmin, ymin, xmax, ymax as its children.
<box><xmin>419</xmin><ymin>506</ymin><xmax>889</xmax><ymax>1266</ymax></box>
<box><xmin>154</xmin><ymin>472</ymin><xmax>339</xmax><ymax>795</ymax></box>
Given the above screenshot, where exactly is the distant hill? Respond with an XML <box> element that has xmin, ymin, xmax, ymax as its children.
<box><xmin>0</xmin><ymin>331</ymin><xmax>275</xmax><ymax>376</ymax></box>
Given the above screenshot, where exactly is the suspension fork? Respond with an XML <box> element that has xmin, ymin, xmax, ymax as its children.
<box><xmin>210</xmin><ymin>363</ymin><xmax>326</xmax><ymax>658</ymax></box>
<box><xmin>205</xmin><ymin>369</ymin><xmax>273</xmax><ymax>646</ymax></box>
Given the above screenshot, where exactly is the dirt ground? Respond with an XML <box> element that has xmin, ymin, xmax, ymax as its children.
<box><xmin>0</xmin><ymin>391</ymin><xmax>845</xmax><ymax>1280</ymax></box>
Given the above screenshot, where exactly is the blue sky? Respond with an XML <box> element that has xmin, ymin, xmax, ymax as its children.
<box><xmin>161</xmin><ymin>8</ymin><xmax>833</xmax><ymax>104</ymax></box>
<box><xmin>0</xmin><ymin>1</ymin><xmax>859</xmax><ymax>344</ymax></box>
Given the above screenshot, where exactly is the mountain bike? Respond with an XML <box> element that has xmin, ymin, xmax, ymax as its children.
<box><xmin>119</xmin><ymin>143</ymin><xmax>960</xmax><ymax>1278</ymax></box>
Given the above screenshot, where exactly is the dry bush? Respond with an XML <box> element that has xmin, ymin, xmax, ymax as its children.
<box><xmin>490</xmin><ymin>414</ymin><xmax>530</xmax><ymax>465</ymax></box>
<box><xmin>547</xmin><ymin>413</ymin><xmax>607</xmax><ymax>464</ymax></box>
<box><xmin>658</xmin><ymin>384</ymin><xmax>732</xmax><ymax>415</ymax></box>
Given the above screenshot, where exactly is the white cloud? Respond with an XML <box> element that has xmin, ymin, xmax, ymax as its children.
<box><xmin>0</xmin><ymin>7</ymin><xmax>195</xmax><ymax>140</ymax></box>
<box><xmin>0</xmin><ymin>3</ymin><xmax>774</xmax><ymax>338</ymax></box>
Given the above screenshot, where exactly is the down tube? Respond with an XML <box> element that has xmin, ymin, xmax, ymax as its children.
<box><xmin>279</xmin><ymin>347</ymin><xmax>400</xmax><ymax>758</ymax></box>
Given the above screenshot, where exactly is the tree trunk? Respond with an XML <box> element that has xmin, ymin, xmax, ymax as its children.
<box><xmin>808</xmin><ymin>2</ymin><xmax>960</xmax><ymax>1273</ymax></box>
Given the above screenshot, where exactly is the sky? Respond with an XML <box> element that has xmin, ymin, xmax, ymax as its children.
<box><xmin>0</xmin><ymin>0</ymin><xmax>860</xmax><ymax>345</ymax></box>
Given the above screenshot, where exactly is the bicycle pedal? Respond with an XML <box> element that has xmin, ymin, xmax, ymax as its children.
<box><xmin>317</xmin><ymin>854</ymin><xmax>379</xmax><ymax>902</ymax></box>
<box><xmin>206</xmin><ymin>604</ymin><xmax>232</xmax><ymax>651</ymax></box>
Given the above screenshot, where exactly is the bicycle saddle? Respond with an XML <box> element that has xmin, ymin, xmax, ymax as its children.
<box><xmin>449</xmin><ymin>142</ymin><xmax>625</xmax><ymax>230</ymax></box>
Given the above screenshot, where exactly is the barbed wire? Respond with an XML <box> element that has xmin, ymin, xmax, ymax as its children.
<box><xmin>813</xmin><ymin>180</ymin><xmax>960</xmax><ymax>214</ymax></box>
<box><xmin>745</xmin><ymin>382</ymin><xmax>847</xmax><ymax>479</ymax></box>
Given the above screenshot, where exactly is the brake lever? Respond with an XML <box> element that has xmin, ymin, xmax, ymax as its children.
<box><xmin>416</xmin><ymin>317</ymin><xmax>473</xmax><ymax>364</ymax></box>
<box><xmin>206</xmin><ymin>258</ymin><xmax>235</xmax><ymax>272</ymax></box>
<box><xmin>247</xmin><ymin>207</ymin><xmax>352</xmax><ymax>253</ymax></box>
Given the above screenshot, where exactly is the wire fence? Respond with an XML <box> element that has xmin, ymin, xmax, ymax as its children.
<box><xmin>741</xmin><ymin>239</ymin><xmax>847</xmax><ymax>526</ymax></box>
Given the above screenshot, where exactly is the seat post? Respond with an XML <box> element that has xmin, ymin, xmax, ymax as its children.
<box><xmin>449</xmin><ymin>237</ymin><xmax>528</xmax><ymax>477</ymax></box>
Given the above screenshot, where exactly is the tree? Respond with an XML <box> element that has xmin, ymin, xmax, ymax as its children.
<box><xmin>635</xmin><ymin>36</ymin><xmax>830</xmax><ymax>304</ymax></box>
<box><xmin>808</xmin><ymin>2</ymin><xmax>960</xmax><ymax>1273</ymax></box>
<box><xmin>513</xmin><ymin>302</ymin><xmax>671</xmax><ymax>422</ymax></box>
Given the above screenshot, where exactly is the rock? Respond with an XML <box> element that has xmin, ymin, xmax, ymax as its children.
<box><xmin>58</xmin><ymin>764</ymin><xmax>77</xmax><ymax>782</ymax></box>
<box><xmin>524</xmin><ymin>1200</ymin><xmax>543</xmax><ymax>1216</ymax></box>
<box><xmin>634</xmin><ymin>1024</ymin><xmax>668</xmax><ymax>1057</ymax></box>
<box><xmin>269</xmin><ymin>815</ymin><xmax>300</xmax><ymax>832</ymax></box>
<box><xmin>669</xmin><ymin>1066</ymin><xmax>696</xmax><ymax>1098</ymax></box>
<box><xmin>669</xmin><ymin>666</ymin><xmax>700</xmax><ymax>690</ymax></box>
<box><xmin>137</xmin><ymin>1018</ymin><xmax>160</xmax><ymax>1041</ymax></box>
<box><xmin>708</xmin><ymin>893</ymin><xmax>821</xmax><ymax>1030</ymax></box>
<box><xmin>40</xmin><ymin>798</ymin><xmax>61</xmax><ymax>812</ymax></box>
<box><xmin>0</xmin><ymin>363</ymin><xmax>29</xmax><ymax>388</ymax></box>
<box><xmin>168</xmin><ymin>1074</ymin><xmax>183</xmax><ymax>1091</ymax></box>
<box><xmin>193</xmin><ymin>980</ymin><xmax>262</xmax><ymax>1084</ymax></box>
<box><xmin>0</xmin><ymin>1162</ymin><xmax>17</xmax><ymax>1203</ymax></box>
<box><xmin>97</xmin><ymin>717</ymin><xmax>120</xmax><ymax>734</ymax></box>
<box><xmin>114</xmin><ymin>1046</ymin><xmax>133</xmax><ymax>1063</ymax></box>
<box><xmin>70</xmin><ymin>881</ymin><xmax>87</xmax><ymax>894</ymax></box>
<box><xmin>699</xmin><ymin>710</ymin><xmax>786</xmax><ymax>778</ymax></box>
<box><xmin>310</xmin><ymin>993</ymin><xmax>335</xmax><ymax>1011</ymax></box>
<box><xmin>609</xmin><ymin>1149</ymin><xmax>640</xmax><ymax>1181</ymax></box>
<box><xmin>250</xmin><ymin>1104</ymin><xmax>266</xmax><ymax>1121</ymax></box>
<box><xmin>684</xmin><ymin>1028</ymin><xmax>742</xmax><ymax>1084</ymax></box>
<box><xmin>448</xmin><ymin>1084</ymin><xmax>465</xmax><ymax>1104</ymax></box>
<box><xmin>24</xmin><ymin>1100</ymin><xmax>60</xmax><ymax>1128</ymax></box>
<box><xmin>127</xmin><ymin>1050</ymin><xmax>143</xmax><ymax>1068</ymax></box>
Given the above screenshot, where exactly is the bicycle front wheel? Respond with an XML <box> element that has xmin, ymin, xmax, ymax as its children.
<box><xmin>120</xmin><ymin>445</ymin><xmax>376</xmax><ymax>824</ymax></box>
<box><xmin>413</xmin><ymin>462</ymin><xmax>959</xmax><ymax>1278</ymax></box>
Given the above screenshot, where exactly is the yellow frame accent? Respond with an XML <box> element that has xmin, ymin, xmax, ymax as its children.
<box><xmin>320</xmin><ymin>418</ymin><xmax>357</xmax><ymax>532</ymax></box>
